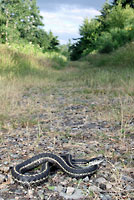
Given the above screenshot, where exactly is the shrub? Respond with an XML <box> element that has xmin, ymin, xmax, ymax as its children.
<box><xmin>96</xmin><ymin>32</ymin><xmax>115</xmax><ymax>53</ymax></box>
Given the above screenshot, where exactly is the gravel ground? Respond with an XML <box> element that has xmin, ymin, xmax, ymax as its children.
<box><xmin>0</xmin><ymin>86</ymin><xmax>134</xmax><ymax>200</ymax></box>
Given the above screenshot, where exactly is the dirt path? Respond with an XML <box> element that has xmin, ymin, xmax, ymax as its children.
<box><xmin>0</xmin><ymin>85</ymin><xmax>134</xmax><ymax>200</ymax></box>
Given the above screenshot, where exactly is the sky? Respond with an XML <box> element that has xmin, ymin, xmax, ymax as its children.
<box><xmin>37</xmin><ymin>0</ymin><xmax>112</xmax><ymax>44</ymax></box>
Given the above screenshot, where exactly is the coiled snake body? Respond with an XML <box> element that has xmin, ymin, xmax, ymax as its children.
<box><xmin>11</xmin><ymin>153</ymin><xmax>104</xmax><ymax>186</ymax></box>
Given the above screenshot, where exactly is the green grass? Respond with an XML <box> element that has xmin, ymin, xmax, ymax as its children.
<box><xmin>84</xmin><ymin>42</ymin><xmax>134</xmax><ymax>68</ymax></box>
<box><xmin>0</xmin><ymin>43</ymin><xmax>134</xmax><ymax>199</ymax></box>
<box><xmin>0</xmin><ymin>44</ymin><xmax>67</xmax><ymax>78</ymax></box>
<box><xmin>0</xmin><ymin>42</ymin><xmax>134</xmax><ymax>124</ymax></box>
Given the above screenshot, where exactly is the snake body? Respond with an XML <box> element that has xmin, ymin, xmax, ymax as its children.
<box><xmin>11</xmin><ymin>153</ymin><xmax>104</xmax><ymax>186</ymax></box>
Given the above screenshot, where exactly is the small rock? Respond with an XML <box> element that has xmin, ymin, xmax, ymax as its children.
<box><xmin>10</xmin><ymin>154</ymin><xmax>19</xmax><ymax>159</ymax></box>
<box><xmin>0</xmin><ymin>174</ymin><xmax>6</xmax><ymax>184</ymax></box>
<box><xmin>56</xmin><ymin>185</ymin><xmax>63</xmax><ymax>193</ymax></box>
<box><xmin>125</xmin><ymin>185</ymin><xmax>133</xmax><ymax>191</ymax></box>
<box><xmin>15</xmin><ymin>189</ymin><xmax>23</xmax><ymax>195</ymax></box>
<box><xmin>28</xmin><ymin>189</ymin><xmax>34</xmax><ymax>198</ymax></box>
<box><xmin>121</xmin><ymin>175</ymin><xmax>134</xmax><ymax>183</ymax></box>
<box><xmin>88</xmin><ymin>185</ymin><xmax>100</xmax><ymax>193</ymax></box>
<box><xmin>99</xmin><ymin>183</ymin><xmax>106</xmax><ymax>190</ymax></box>
<box><xmin>83</xmin><ymin>176</ymin><xmax>89</xmax><ymax>182</ymax></box>
<box><xmin>0</xmin><ymin>188</ymin><xmax>9</xmax><ymax>193</ymax></box>
<box><xmin>106</xmin><ymin>183</ymin><xmax>112</xmax><ymax>189</ymax></box>
<box><xmin>4</xmin><ymin>161</ymin><xmax>9</xmax><ymax>165</ymax></box>
<box><xmin>38</xmin><ymin>189</ymin><xmax>44</xmax><ymax>200</ymax></box>
<box><xmin>0</xmin><ymin>166</ymin><xmax>10</xmax><ymax>173</ymax></box>
<box><xmin>60</xmin><ymin>188</ymin><xmax>84</xmax><ymax>200</ymax></box>
<box><xmin>66</xmin><ymin>187</ymin><xmax>75</xmax><ymax>195</ymax></box>
<box><xmin>100</xmin><ymin>193</ymin><xmax>112</xmax><ymax>200</ymax></box>
<box><xmin>60</xmin><ymin>180</ymin><xmax>68</xmax><ymax>185</ymax></box>
<box><xmin>95</xmin><ymin>177</ymin><xmax>107</xmax><ymax>184</ymax></box>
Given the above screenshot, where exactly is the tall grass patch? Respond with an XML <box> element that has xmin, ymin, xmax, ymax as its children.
<box><xmin>0</xmin><ymin>44</ymin><xmax>67</xmax><ymax>78</ymax></box>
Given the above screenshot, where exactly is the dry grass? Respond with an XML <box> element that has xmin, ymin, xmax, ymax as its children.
<box><xmin>0</xmin><ymin>44</ymin><xmax>134</xmax><ymax>199</ymax></box>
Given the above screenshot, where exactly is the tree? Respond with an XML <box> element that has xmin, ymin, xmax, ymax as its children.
<box><xmin>47</xmin><ymin>31</ymin><xmax>59</xmax><ymax>51</ymax></box>
<box><xmin>0</xmin><ymin>0</ymin><xmax>44</xmax><ymax>43</ymax></box>
<box><xmin>0</xmin><ymin>0</ymin><xmax>22</xmax><ymax>43</ymax></box>
<box><xmin>113</xmin><ymin>0</ymin><xmax>134</xmax><ymax>8</ymax></box>
<box><xmin>17</xmin><ymin>0</ymin><xmax>44</xmax><ymax>42</ymax></box>
<box><xmin>0</xmin><ymin>0</ymin><xmax>60</xmax><ymax>51</ymax></box>
<box><xmin>0</xmin><ymin>9</ymin><xmax>6</xmax><ymax>43</ymax></box>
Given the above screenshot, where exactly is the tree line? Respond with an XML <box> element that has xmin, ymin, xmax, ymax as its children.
<box><xmin>0</xmin><ymin>0</ymin><xmax>59</xmax><ymax>52</ymax></box>
<box><xmin>69</xmin><ymin>0</ymin><xmax>134</xmax><ymax>60</ymax></box>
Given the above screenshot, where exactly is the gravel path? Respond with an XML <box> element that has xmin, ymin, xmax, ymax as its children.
<box><xmin>0</xmin><ymin>86</ymin><xmax>134</xmax><ymax>200</ymax></box>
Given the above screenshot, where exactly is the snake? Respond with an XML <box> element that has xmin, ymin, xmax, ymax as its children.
<box><xmin>11</xmin><ymin>152</ymin><xmax>104</xmax><ymax>186</ymax></box>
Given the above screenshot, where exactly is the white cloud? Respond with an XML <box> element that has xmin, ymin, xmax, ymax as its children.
<box><xmin>40</xmin><ymin>6</ymin><xmax>100</xmax><ymax>44</ymax></box>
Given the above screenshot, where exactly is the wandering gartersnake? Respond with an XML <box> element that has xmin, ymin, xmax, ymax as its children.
<box><xmin>11</xmin><ymin>152</ymin><xmax>104</xmax><ymax>186</ymax></box>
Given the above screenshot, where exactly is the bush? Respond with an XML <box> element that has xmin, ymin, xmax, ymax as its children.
<box><xmin>96</xmin><ymin>32</ymin><xmax>115</xmax><ymax>53</ymax></box>
<box><xmin>70</xmin><ymin>3</ymin><xmax>134</xmax><ymax>59</ymax></box>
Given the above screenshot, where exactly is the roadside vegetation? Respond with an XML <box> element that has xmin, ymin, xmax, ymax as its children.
<box><xmin>0</xmin><ymin>0</ymin><xmax>134</xmax><ymax>199</ymax></box>
<box><xmin>70</xmin><ymin>0</ymin><xmax>134</xmax><ymax>60</ymax></box>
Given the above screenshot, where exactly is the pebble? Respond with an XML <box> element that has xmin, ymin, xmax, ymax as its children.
<box><xmin>83</xmin><ymin>176</ymin><xmax>89</xmax><ymax>182</ymax></box>
<box><xmin>60</xmin><ymin>188</ymin><xmax>84</xmax><ymax>200</ymax></box>
<box><xmin>37</xmin><ymin>189</ymin><xmax>44</xmax><ymax>200</ymax></box>
<box><xmin>0</xmin><ymin>166</ymin><xmax>9</xmax><ymax>173</ymax></box>
<box><xmin>125</xmin><ymin>185</ymin><xmax>133</xmax><ymax>191</ymax></box>
<box><xmin>60</xmin><ymin>180</ymin><xmax>68</xmax><ymax>185</ymax></box>
<box><xmin>0</xmin><ymin>174</ymin><xmax>6</xmax><ymax>184</ymax></box>
<box><xmin>28</xmin><ymin>189</ymin><xmax>34</xmax><ymax>198</ymax></box>
<box><xmin>95</xmin><ymin>177</ymin><xmax>107</xmax><ymax>184</ymax></box>
<box><xmin>99</xmin><ymin>183</ymin><xmax>106</xmax><ymax>190</ymax></box>
<box><xmin>121</xmin><ymin>175</ymin><xmax>134</xmax><ymax>183</ymax></box>
<box><xmin>0</xmin><ymin>188</ymin><xmax>9</xmax><ymax>193</ymax></box>
<box><xmin>100</xmin><ymin>194</ymin><xmax>112</xmax><ymax>200</ymax></box>
<box><xmin>88</xmin><ymin>185</ymin><xmax>100</xmax><ymax>193</ymax></box>
<box><xmin>15</xmin><ymin>189</ymin><xmax>23</xmax><ymax>195</ymax></box>
<box><xmin>10</xmin><ymin>154</ymin><xmax>19</xmax><ymax>159</ymax></box>
<box><xmin>66</xmin><ymin>187</ymin><xmax>75</xmax><ymax>195</ymax></box>
<box><xmin>56</xmin><ymin>185</ymin><xmax>63</xmax><ymax>193</ymax></box>
<box><xmin>106</xmin><ymin>183</ymin><xmax>112</xmax><ymax>189</ymax></box>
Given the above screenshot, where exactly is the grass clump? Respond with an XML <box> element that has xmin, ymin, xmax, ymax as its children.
<box><xmin>84</xmin><ymin>42</ymin><xmax>134</xmax><ymax>68</ymax></box>
<box><xmin>0</xmin><ymin>44</ymin><xmax>67</xmax><ymax>78</ymax></box>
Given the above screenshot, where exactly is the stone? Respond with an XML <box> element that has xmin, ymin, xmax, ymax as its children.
<box><xmin>0</xmin><ymin>174</ymin><xmax>6</xmax><ymax>184</ymax></box>
<box><xmin>99</xmin><ymin>194</ymin><xmax>112</xmax><ymax>200</ymax></box>
<box><xmin>106</xmin><ymin>183</ymin><xmax>112</xmax><ymax>189</ymax></box>
<box><xmin>37</xmin><ymin>189</ymin><xmax>44</xmax><ymax>200</ymax></box>
<box><xmin>0</xmin><ymin>166</ymin><xmax>10</xmax><ymax>173</ymax></box>
<box><xmin>28</xmin><ymin>189</ymin><xmax>34</xmax><ymax>198</ymax></box>
<box><xmin>121</xmin><ymin>175</ymin><xmax>134</xmax><ymax>183</ymax></box>
<box><xmin>95</xmin><ymin>177</ymin><xmax>107</xmax><ymax>184</ymax></box>
<box><xmin>60</xmin><ymin>180</ymin><xmax>68</xmax><ymax>185</ymax></box>
<box><xmin>88</xmin><ymin>185</ymin><xmax>100</xmax><ymax>193</ymax></box>
<box><xmin>60</xmin><ymin>188</ymin><xmax>84</xmax><ymax>200</ymax></box>
<box><xmin>66</xmin><ymin>187</ymin><xmax>75</xmax><ymax>195</ymax></box>
<box><xmin>56</xmin><ymin>186</ymin><xmax>63</xmax><ymax>193</ymax></box>
<box><xmin>99</xmin><ymin>183</ymin><xmax>106</xmax><ymax>190</ymax></box>
<box><xmin>83</xmin><ymin>176</ymin><xmax>89</xmax><ymax>182</ymax></box>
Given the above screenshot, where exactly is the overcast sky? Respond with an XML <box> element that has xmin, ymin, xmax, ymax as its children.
<box><xmin>37</xmin><ymin>0</ymin><xmax>112</xmax><ymax>44</ymax></box>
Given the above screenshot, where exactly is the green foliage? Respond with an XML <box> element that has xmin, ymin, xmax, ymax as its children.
<box><xmin>44</xmin><ymin>52</ymin><xmax>67</xmax><ymax>70</ymax></box>
<box><xmin>59</xmin><ymin>43</ymin><xmax>71</xmax><ymax>59</ymax></box>
<box><xmin>0</xmin><ymin>43</ymin><xmax>67</xmax><ymax>78</ymax></box>
<box><xmin>70</xmin><ymin>18</ymin><xmax>102</xmax><ymax>60</ymax></box>
<box><xmin>96</xmin><ymin>32</ymin><xmax>114</xmax><ymax>53</ymax></box>
<box><xmin>85</xmin><ymin>42</ymin><xmax>134</xmax><ymax>71</ymax></box>
<box><xmin>104</xmin><ymin>3</ymin><xmax>134</xmax><ymax>29</ymax></box>
<box><xmin>113</xmin><ymin>0</ymin><xmax>134</xmax><ymax>8</ymax></box>
<box><xmin>70</xmin><ymin>1</ymin><xmax>134</xmax><ymax>59</ymax></box>
<box><xmin>0</xmin><ymin>0</ymin><xmax>59</xmax><ymax>52</ymax></box>
<box><xmin>46</xmin><ymin>31</ymin><xmax>59</xmax><ymax>52</ymax></box>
